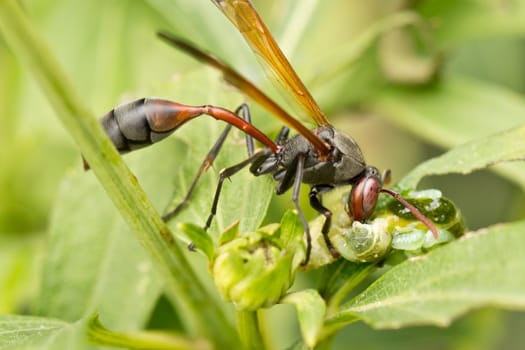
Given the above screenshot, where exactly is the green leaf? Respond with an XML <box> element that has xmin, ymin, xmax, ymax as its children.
<box><xmin>87</xmin><ymin>313</ymin><xmax>211</xmax><ymax>350</ymax></box>
<box><xmin>282</xmin><ymin>290</ymin><xmax>326</xmax><ymax>348</ymax></box>
<box><xmin>0</xmin><ymin>315</ymin><xmax>82</xmax><ymax>350</ymax></box>
<box><xmin>417</xmin><ymin>0</ymin><xmax>525</xmax><ymax>51</ymax></box>
<box><xmin>39</xmin><ymin>163</ymin><xmax>164</xmax><ymax>326</ymax></box>
<box><xmin>326</xmin><ymin>220</ymin><xmax>525</xmax><ymax>331</ymax></box>
<box><xmin>400</xmin><ymin>124</ymin><xmax>525</xmax><ymax>189</ymax></box>
<box><xmin>372</xmin><ymin>76</ymin><xmax>525</xmax><ymax>189</ymax></box>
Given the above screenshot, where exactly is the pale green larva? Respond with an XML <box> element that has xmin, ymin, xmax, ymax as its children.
<box><xmin>331</xmin><ymin>218</ymin><xmax>393</xmax><ymax>263</ymax></box>
<box><xmin>306</xmin><ymin>188</ymin><xmax>465</xmax><ymax>268</ymax></box>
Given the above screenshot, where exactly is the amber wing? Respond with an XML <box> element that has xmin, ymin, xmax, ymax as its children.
<box><xmin>210</xmin><ymin>0</ymin><xmax>330</xmax><ymax>127</ymax></box>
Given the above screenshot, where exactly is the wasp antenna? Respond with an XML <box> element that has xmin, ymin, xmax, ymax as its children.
<box><xmin>381</xmin><ymin>169</ymin><xmax>392</xmax><ymax>186</ymax></box>
<box><xmin>380</xmin><ymin>188</ymin><xmax>439</xmax><ymax>239</ymax></box>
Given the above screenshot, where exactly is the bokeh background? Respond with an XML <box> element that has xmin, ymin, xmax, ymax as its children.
<box><xmin>1</xmin><ymin>0</ymin><xmax>525</xmax><ymax>349</ymax></box>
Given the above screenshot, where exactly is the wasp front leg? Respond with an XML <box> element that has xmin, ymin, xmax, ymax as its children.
<box><xmin>287</xmin><ymin>153</ymin><xmax>313</xmax><ymax>266</ymax></box>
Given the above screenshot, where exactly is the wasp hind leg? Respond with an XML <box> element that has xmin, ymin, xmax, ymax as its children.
<box><xmin>162</xmin><ymin>104</ymin><xmax>258</xmax><ymax>222</ymax></box>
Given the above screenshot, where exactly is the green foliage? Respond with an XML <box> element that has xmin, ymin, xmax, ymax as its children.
<box><xmin>332</xmin><ymin>220</ymin><xmax>525</xmax><ymax>329</ymax></box>
<box><xmin>1</xmin><ymin>0</ymin><xmax>525</xmax><ymax>350</ymax></box>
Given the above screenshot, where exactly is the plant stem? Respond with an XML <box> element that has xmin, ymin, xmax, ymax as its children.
<box><xmin>0</xmin><ymin>1</ymin><xmax>238</xmax><ymax>347</ymax></box>
<box><xmin>315</xmin><ymin>263</ymin><xmax>376</xmax><ymax>346</ymax></box>
<box><xmin>313</xmin><ymin>334</ymin><xmax>336</xmax><ymax>350</ymax></box>
<box><xmin>326</xmin><ymin>263</ymin><xmax>377</xmax><ymax>316</ymax></box>
<box><xmin>236</xmin><ymin>310</ymin><xmax>265</xmax><ymax>350</ymax></box>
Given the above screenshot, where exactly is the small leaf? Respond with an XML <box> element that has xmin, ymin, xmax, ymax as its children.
<box><xmin>282</xmin><ymin>290</ymin><xmax>326</xmax><ymax>348</ymax></box>
<box><xmin>218</xmin><ymin>220</ymin><xmax>241</xmax><ymax>246</ymax></box>
<box><xmin>278</xmin><ymin>210</ymin><xmax>305</xmax><ymax>266</ymax></box>
<box><xmin>399</xmin><ymin>124</ymin><xmax>525</xmax><ymax>189</ymax></box>
<box><xmin>327</xmin><ymin>220</ymin><xmax>525</xmax><ymax>330</ymax></box>
<box><xmin>177</xmin><ymin>223</ymin><xmax>214</xmax><ymax>260</ymax></box>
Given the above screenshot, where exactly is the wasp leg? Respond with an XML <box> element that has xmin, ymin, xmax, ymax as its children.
<box><xmin>287</xmin><ymin>153</ymin><xmax>312</xmax><ymax>266</ymax></box>
<box><xmin>235</xmin><ymin>103</ymin><xmax>255</xmax><ymax>157</ymax></box>
<box><xmin>309</xmin><ymin>184</ymin><xmax>339</xmax><ymax>258</ymax></box>
<box><xmin>162</xmin><ymin>124</ymin><xmax>232</xmax><ymax>221</ymax></box>
<box><xmin>204</xmin><ymin>150</ymin><xmax>266</xmax><ymax>230</ymax></box>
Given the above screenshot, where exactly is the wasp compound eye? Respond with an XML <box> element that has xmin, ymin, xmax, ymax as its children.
<box><xmin>349</xmin><ymin>168</ymin><xmax>382</xmax><ymax>221</ymax></box>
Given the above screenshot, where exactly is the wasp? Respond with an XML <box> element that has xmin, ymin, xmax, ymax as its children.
<box><xmin>93</xmin><ymin>0</ymin><xmax>437</xmax><ymax>265</ymax></box>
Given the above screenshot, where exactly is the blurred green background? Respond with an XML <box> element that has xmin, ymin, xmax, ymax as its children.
<box><xmin>1</xmin><ymin>0</ymin><xmax>525</xmax><ymax>349</ymax></box>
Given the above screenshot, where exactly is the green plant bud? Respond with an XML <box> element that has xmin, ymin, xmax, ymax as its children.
<box><xmin>211</xmin><ymin>217</ymin><xmax>302</xmax><ymax>310</ymax></box>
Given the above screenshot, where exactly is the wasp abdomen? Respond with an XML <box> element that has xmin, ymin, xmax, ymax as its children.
<box><xmin>100</xmin><ymin>98</ymin><xmax>193</xmax><ymax>153</ymax></box>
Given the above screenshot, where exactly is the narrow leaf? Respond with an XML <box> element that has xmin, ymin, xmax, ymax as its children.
<box><xmin>177</xmin><ymin>223</ymin><xmax>214</xmax><ymax>260</ymax></box>
<box><xmin>87</xmin><ymin>314</ymin><xmax>211</xmax><ymax>350</ymax></box>
<box><xmin>279</xmin><ymin>210</ymin><xmax>305</xmax><ymax>261</ymax></box>
<box><xmin>399</xmin><ymin>124</ymin><xmax>525</xmax><ymax>189</ymax></box>
<box><xmin>307</xmin><ymin>11</ymin><xmax>421</xmax><ymax>86</ymax></box>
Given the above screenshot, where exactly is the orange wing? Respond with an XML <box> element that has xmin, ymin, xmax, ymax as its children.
<box><xmin>210</xmin><ymin>0</ymin><xmax>330</xmax><ymax>127</ymax></box>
